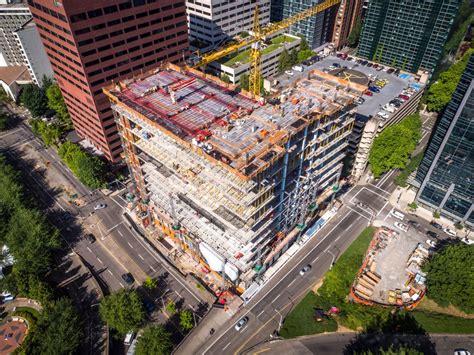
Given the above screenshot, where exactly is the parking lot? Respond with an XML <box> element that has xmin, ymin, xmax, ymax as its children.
<box><xmin>275</xmin><ymin>54</ymin><xmax>421</xmax><ymax>118</ymax></box>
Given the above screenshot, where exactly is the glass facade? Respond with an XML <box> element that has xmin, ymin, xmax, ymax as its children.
<box><xmin>416</xmin><ymin>54</ymin><xmax>474</xmax><ymax>225</ymax></box>
<box><xmin>358</xmin><ymin>0</ymin><xmax>460</xmax><ymax>73</ymax></box>
<box><xmin>280</xmin><ymin>0</ymin><xmax>337</xmax><ymax>49</ymax></box>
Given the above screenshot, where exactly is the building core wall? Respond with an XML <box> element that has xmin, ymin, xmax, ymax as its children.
<box><xmin>28</xmin><ymin>0</ymin><xmax>189</xmax><ymax>162</ymax></box>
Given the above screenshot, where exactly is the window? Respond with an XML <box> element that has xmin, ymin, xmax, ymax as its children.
<box><xmin>123</xmin><ymin>15</ymin><xmax>135</xmax><ymax>22</ymax></box>
<box><xmin>88</xmin><ymin>9</ymin><xmax>103</xmax><ymax>18</ymax></box>
<box><xmin>75</xmin><ymin>27</ymin><xmax>90</xmax><ymax>35</ymax></box>
<box><xmin>70</xmin><ymin>12</ymin><xmax>87</xmax><ymax>23</ymax></box>
<box><xmin>78</xmin><ymin>38</ymin><xmax>94</xmax><ymax>46</ymax></box>
<box><xmin>119</xmin><ymin>2</ymin><xmax>132</xmax><ymax>10</ymax></box>
<box><xmin>133</xmin><ymin>0</ymin><xmax>146</xmax><ymax>6</ymax></box>
<box><xmin>136</xmin><ymin>11</ymin><xmax>148</xmax><ymax>19</ymax></box>
<box><xmin>98</xmin><ymin>44</ymin><xmax>111</xmax><ymax>51</ymax></box>
<box><xmin>95</xmin><ymin>34</ymin><xmax>109</xmax><ymax>41</ymax></box>
<box><xmin>91</xmin><ymin>23</ymin><xmax>106</xmax><ymax>31</ymax></box>
<box><xmin>83</xmin><ymin>49</ymin><xmax>97</xmax><ymax>56</ymax></box>
<box><xmin>108</xmin><ymin>19</ymin><xmax>121</xmax><ymax>26</ymax></box>
<box><xmin>104</xmin><ymin>5</ymin><xmax>118</xmax><ymax>14</ymax></box>
<box><xmin>110</xmin><ymin>29</ymin><xmax>123</xmax><ymax>37</ymax></box>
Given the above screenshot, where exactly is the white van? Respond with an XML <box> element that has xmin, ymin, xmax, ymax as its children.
<box><xmin>390</xmin><ymin>209</ymin><xmax>405</xmax><ymax>220</ymax></box>
<box><xmin>124</xmin><ymin>331</ymin><xmax>135</xmax><ymax>346</ymax></box>
<box><xmin>292</xmin><ymin>65</ymin><xmax>304</xmax><ymax>72</ymax></box>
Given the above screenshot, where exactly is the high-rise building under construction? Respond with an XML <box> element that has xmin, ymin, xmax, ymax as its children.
<box><xmin>105</xmin><ymin>64</ymin><xmax>365</xmax><ymax>287</ymax></box>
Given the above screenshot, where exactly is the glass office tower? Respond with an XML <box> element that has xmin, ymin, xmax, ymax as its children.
<box><xmin>358</xmin><ymin>0</ymin><xmax>460</xmax><ymax>73</ymax></box>
<box><xmin>416</xmin><ymin>53</ymin><xmax>474</xmax><ymax>226</ymax></box>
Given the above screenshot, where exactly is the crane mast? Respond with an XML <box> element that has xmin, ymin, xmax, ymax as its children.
<box><xmin>190</xmin><ymin>0</ymin><xmax>341</xmax><ymax>97</ymax></box>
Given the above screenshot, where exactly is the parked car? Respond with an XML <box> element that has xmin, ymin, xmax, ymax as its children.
<box><xmin>372</xmin><ymin>63</ymin><xmax>378</xmax><ymax>69</ymax></box>
<box><xmin>332</xmin><ymin>62</ymin><xmax>341</xmax><ymax>68</ymax></box>
<box><xmin>383</xmin><ymin>104</ymin><xmax>396</xmax><ymax>113</ymax></box>
<box><xmin>430</xmin><ymin>221</ymin><xmax>443</xmax><ymax>230</ymax></box>
<box><xmin>86</xmin><ymin>234</ymin><xmax>96</xmax><ymax>244</ymax></box>
<box><xmin>394</xmin><ymin>222</ymin><xmax>409</xmax><ymax>232</ymax></box>
<box><xmin>299</xmin><ymin>264</ymin><xmax>312</xmax><ymax>276</ymax></box>
<box><xmin>121</xmin><ymin>273</ymin><xmax>135</xmax><ymax>285</ymax></box>
<box><xmin>389</xmin><ymin>99</ymin><xmax>403</xmax><ymax>108</ymax></box>
<box><xmin>377</xmin><ymin>111</ymin><xmax>390</xmax><ymax>119</ymax></box>
<box><xmin>408</xmin><ymin>220</ymin><xmax>421</xmax><ymax>229</ymax></box>
<box><xmin>443</xmin><ymin>227</ymin><xmax>457</xmax><ymax>237</ymax></box>
<box><xmin>367</xmin><ymin>62</ymin><xmax>374</xmax><ymax>68</ymax></box>
<box><xmin>124</xmin><ymin>332</ymin><xmax>135</xmax><ymax>346</ymax></box>
<box><xmin>390</xmin><ymin>209</ymin><xmax>405</xmax><ymax>220</ymax></box>
<box><xmin>285</xmin><ymin>70</ymin><xmax>294</xmax><ymax>76</ymax></box>
<box><xmin>355</xmin><ymin>97</ymin><xmax>365</xmax><ymax>105</ymax></box>
<box><xmin>426</xmin><ymin>239</ymin><xmax>438</xmax><ymax>249</ymax></box>
<box><xmin>394</xmin><ymin>68</ymin><xmax>401</xmax><ymax>76</ymax></box>
<box><xmin>368</xmin><ymin>86</ymin><xmax>380</xmax><ymax>93</ymax></box>
<box><xmin>340</xmin><ymin>53</ymin><xmax>348</xmax><ymax>60</ymax></box>
<box><xmin>461</xmin><ymin>238</ymin><xmax>474</xmax><ymax>245</ymax></box>
<box><xmin>364</xmin><ymin>90</ymin><xmax>373</xmax><ymax>97</ymax></box>
<box><xmin>292</xmin><ymin>65</ymin><xmax>304</xmax><ymax>72</ymax></box>
<box><xmin>426</xmin><ymin>231</ymin><xmax>439</xmax><ymax>239</ymax></box>
<box><xmin>94</xmin><ymin>203</ymin><xmax>106</xmax><ymax>210</ymax></box>
<box><xmin>144</xmin><ymin>301</ymin><xmax>156</xmax><ymax>313</ymax></box>
<box><xmin>387</xmin><ymin>68</ymin><xmax>395</xmax><ymax>74</ymax></box>
<box><xmin>235</xmin><ymin>317</ymin><xmax>249</xmax><ymax>331</ymax></box>
<box><xmin>454</xmin><ymin>349</ymin><xmax>471</xmax><ymax>355</ymax></box>
<box><xmin>361</xmin><ymin>60</ymin><xmax>369</xmax><ymax>65</ymax></box>
<box><xmin>347</xmin><ymin>56</ymin><xmax>353</xmax><ymax>61</ymax></box>
<box><xmin>398</xmin><ymin>94</ymin><xmax>410</xmax><ymax>101</ymax></box>
<box><xmin>376</xmin><ymin>65</ymin><xmax>384</xmax><ymax>71</ymax></box>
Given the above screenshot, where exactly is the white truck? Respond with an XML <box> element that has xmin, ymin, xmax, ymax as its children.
<box><xmin>292</xmin><ymin>65</ymin><xmax>304</xmax><ymax>72</ymax></box>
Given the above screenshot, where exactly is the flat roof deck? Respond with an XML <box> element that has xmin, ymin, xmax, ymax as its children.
<box><xmin>106</xmin><ymin>65</ymin><xmax>365</xmax><ymax>177</ymax></box>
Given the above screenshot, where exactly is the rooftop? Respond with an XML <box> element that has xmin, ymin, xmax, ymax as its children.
<box><xmin>105</xmin><ymin>64</ymin><xmax>366</xmax><ymax>179</ymax></box>
<box><xmin>0</xmin><ymin>65</ymin><xmax>30</xmax><ymax>85</ymax></box>
<box><xmin>223</xmin><ymin>34</ymin><xmax>298</xmax><ymax>67</ymax></box>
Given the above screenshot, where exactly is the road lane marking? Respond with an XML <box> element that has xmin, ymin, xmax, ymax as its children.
<box><xmin>150</xmin><ymin>265</ymin><xmax>156</xmax><ymax>272</ymax></box>
<box><xmin>272</xmin><ymin>293</ymin><xmax>282</xmax><ymax>303</ymax></box>
<box><xmin>127</xmin><ymin>242</ymin><xmax>134</xmax><ymax>249</ymax></box>
<box><xmin>138</xmin><ymin>254</ymin><xmax>145</xmax><ymax>260</ymax></box>
<box><xmin>107</xmin><ymin>270</ymin><xmax>113</xmax><ymax>276</ymax></box>
<box><xmin>253</xmin><ymin>348</ymin><xmax>270</xmax><ymax>354</ymax></box>
<box><xmin>311</xmin><ymin>255</ymin><xmax>320</xmax><ymax>264</ymax></box>
<box><xmin>287</xmin><ymin>279</ymin><xmax>297</xmax><ymax>288</ymax></box>
<box><xmin>222</xmin><ymin>342</ymin><xmax>231</xmax><ymax>351</ymax></box>
<box><xmin>362</xmin><ymin>186</ymin><xmax>389</xmax><ymax>200</ymax></box>
<box><xmin>346</xmin><ymin>205</ymin><xmax>371</xmax><ymax>221</ymax></box>
<box><xmin>117</xmin><ymin>230</ymin><xmax>123</xmax><ymax>237</ymax></box>
<box><xmin>257</xmin><ymin>310</ymin><xmax>265</xmax><ymax>317</ymax></box>
<box><xmin>368</xmin><ymin>183</ymin><xmax>391</xmax><ymax>195</ymax></box>
<box><xmin>119</xmin><ymin>282</ymin><xmax>125</xmax><ymax>288</ymax></box>
<box><xmin>377</xmin><ymin>200</ymin><xmax>390</xmax><ymax>217</ymax></box>
<box><xmin>97</xmin><ymin>257</ymin><xmax>103</xmax><ymax>264</ymax></box>
<box><xmin>86</xmin><ymin>246</ymin><xmax>92</xmax><ymax>253</ymax></box>
<box><xmin>376</xmin><ymin>170</ymin><xmax>395</xmax><ymax>187</ymax></box>
<box><xmin>175</xmin><ymin>290</ymin><xmax>182</xmax><ymax>298</ymax></box>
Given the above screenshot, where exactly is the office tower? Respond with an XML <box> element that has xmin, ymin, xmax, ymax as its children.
<box><xmin>0</xmin><ymin>1</ymin><xmax>31</xmax><ymax>66</ymax></box>
<box><xmin>15</xmin><ymin>20</ymin><xmax>54</xmax><ymax>85</ymax></box>
<box><xmin>358</xmin><ymin>0</ymin><xmax>460</xmax><ymax>73</ymax></box>
<box><xmin>332</xmin><ymin>0</ymin><xmax>363</xmax><ymax>49</ymax></box>
<box><xmin>28</xmin><ymin>0</ymin><xmax>189</xmax><ymax>163</ymax></box>
<box><xmin>416</xmin><ymin>53</ymin><xmax>474</xmax><ymax>226</ymax></box>
<box><xmin>187</xmin><ymin>0</ymin><xmax>270</xmax><ymax>50</ymax></box>
<box><xmin>280</xmin><ymin>0</ymin><xmax>338</xmax><ymax>49</ymax></box>
<box><xmin>105</xmin><ymin>65</ymin><xmax>363</xmax><ymax>286</ymax></box>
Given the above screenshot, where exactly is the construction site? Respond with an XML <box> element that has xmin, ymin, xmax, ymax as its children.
<box><xmin>104</xmin><ymin>63</ymin><xmax>365</xmax><ymax>289</ymax></box>
<box><xmin>351</xmin><ymin>227</ymin><xmax>427</xmax><ymax>309</ymax></box>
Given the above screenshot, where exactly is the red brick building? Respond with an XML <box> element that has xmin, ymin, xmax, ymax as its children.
<box><xmin>332</xmin><ymin>0</ymin><xmax>364</xmax><ymax>49</ymax></box>
<box><xmin>27</xmin><ymin>0</ymin><xmax>189</xmax><ymax>163</ymax></box>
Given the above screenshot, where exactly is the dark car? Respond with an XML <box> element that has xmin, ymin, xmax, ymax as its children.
<box><xmin>121</xmin><ymin>273</ymin><xmax>135</xmax><ymax>285</ymax></box>
<box><xmin>408</xmin><ymin>220</ymin><xmax>420</xmax><ymax>229</ymax></box>
<box><xmin>387</xmin><ymin>68</ymin><xmax>395</xmax><ymax>74</ymax></box>
<box><xmin>430</xmin><ymin>221</ymin><xmax>443</xmax><ymax>230</ymax></box>
<box><xmin>332</xmin><ymin>62</ymin><xmax>341</xmax><ymax>68</ymax></box>
<box><xmin>144</xmin><ymin>301</ymin><xmax>156</xmax><ymax>313</ymax></box>
<box><xmin>394</xmin><ymin>68</ymin><xmax>401</xmax><ymax>76</ymax></box>
<box><xmin>361</xmin><ymin>60</ymin><xmax>368</xmax><ymax>66</ymax></box>
<box><xmin>389</xmin><ymin>100</ymin><xmax>402</xmax><ymax>108</ymax></box>
<box><xmin>368</xmin><ymin>86</ymin><xmax>380</xmax><ymax>93</ymax></box>
<box><xmin>347</xmin><ymin>56</ymin><xmax>353</xmax><ymax>61</ymax></box>
<box><xmin>86</xmin><ymin>234</ymin><xmax>96</xmax><ymax>244</ymax></box>
<box><xmin>426</xmin><ymin>230</ymin><xmax>439</xmax><ymax>239</ymax></box>
<box><xmin>367</xmin><ymin>62</ymin><xmax>373</xmax><ymax>68</ymax></box>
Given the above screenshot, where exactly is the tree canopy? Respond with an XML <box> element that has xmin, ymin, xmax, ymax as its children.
<box><xmin>46</xmin><ymin>84</ymin><xmax>73</xmax><ymax>130</ymax></box>
<box><xmin>179</xmin><ymin>309</ymin><xmax>194</xmax><ymax>331</ymax></box>
<box><xmin>425</xmin><ymin>49</ymin><xmax>473</xmax><ymax>112</ymax></box>
<box><xmin>99</xmin><ymin>289</ymin><xmax>145</xmax><ymax>335</ymax></box>
<box><xmin>0</xmin><ymin>112</ymin><xmax>8</xmax><ymax>131</ymax></box>
<box><xmin>19</xmin><ymin>298</ymin><xmax>83</xmax><ymax>355</ymax></box>
<box><xmin>20</xmin><ymin>84</ymin><xmax>48</xmax><ymax>117</ymax></box>
<box><xmin>423</xmin><ymin>244</ymin><xmax>474</xmax><ymax>313</ymax></box>
<box><xmin>30</xmin><ymin>119</ymin><xmax>63</xmax><ymax>147</ymax></box>
<box><xmin>347</xmin><ymin>20</ymin><xmax>362</xmax><ymax>48</ymax></box>
<box><xmin>278</xmin><ymin>48</ymin><xmax>291</xmax><ymax>73</ymax></box>
<box><xmin>58</xmin><ymin>141</ymin><xmax>106</xmax><ymax>189</ymax></box>
<box><xmin>135</xmin><ymin>325</ymin><xmax>173</xmax><ymax>355</ymax></box>
<box><xmin>368</xmin><ymin>114</ymin><xmax>422</xmax><ymax>178</ymax></box>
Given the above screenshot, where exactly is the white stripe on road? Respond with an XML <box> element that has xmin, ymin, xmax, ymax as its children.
<box><xmin>376</xmin><ymin>170</ymin><xmax>396</xmax><ymax>187</ymax></box>
<box><xmin>346</xmin><ymin>205</ymin><xmax>371</xmax><ymax>221</ymax></box>
<box><xmin>287</xmin><ymin>279</ymin><xmax>297</xmax><ymax>288</ymax></box>
<box><xmin>376</xmin><ymin>200</ymin><xmax>390</xmax><ymax>217</ymax></box>
<box><xmin>127</xmin><ymin>242</ymin><xmax>134</xmax><ymax>249</ymax></box>
<box><xmin>138</xmin><ymin>254</ymin><xmax>145</xmax><ymax>260</ymax></box>
<box><xmin>117</xmin><ymin>230</ymin><xmax>123</xmax><ymax>237</ymax></box>
<box><xmin>86</xmin><ymin>246</ymin><xmax>92</xmax><ymax>253</ymax></box>
<box><xmin>150</xmin><ymin>265</ymin><xmax>156</xmax><ymax>272</ymax></box>
<box><xmin>362</xmin><ymin>186</ymin><xmax>389</xmax><ymax>200</ymax></box>
<box><xmin>175</xmin><ymin>290</ymin><xmax>182</xmax><ymax>298</ymax></box>
<box><xmin>107</xmin><ymin>270</ymin><xmax>113</xmax><ymax>276</ymax></box>
<box><xmin>312</xmin><ymin>255</ymin><xmax>320</xmax><ymax>264</ymax></box>
<box><xmin>222</xmin><ymin>342</ymin><xmax>231</xmax><ymax>351</ymax></box>
<box><xmin>119</xmin><ymin>282</ymin><xmax>125</xmax><ymax>288</ymax></box>
<box><xmin>97</xmin><ymin>257</ymin><xmax>103</xmax><ymax>264</ymax></box>
<box><xmin>257</xmin><ymin>310</ymin><xmax>265</xmax><ymax>317</ymax></box>
<box><xmin>368</xmin><ymin>183</ymin><xmax>391</xmax><ymax>195</ymax></box>
<box><xmin>272</xmin><ymin>293</ymin><xmax>282</xmax><ymax>303</ymax></box>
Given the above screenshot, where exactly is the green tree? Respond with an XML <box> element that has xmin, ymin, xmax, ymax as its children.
<box><xmin>426</xmin><ymin>49</ymin><xmax>473</xmax><ymax>112</ymax></box>
<box><xmin>179</xmin><ymin>309</ymin><xmax>194</xmax><ymax>331</ymax></box>
<box><xmin>220</xmin><ymin>74</ymin><xmax>231</xmax><ymax>84</ymax></box>
<box><xmin>135</xmin><ymin>325</ymin><xmax>173</xmax><ymax>355</ymax></box>
<box><xmin>423</xmin><ymin>244</ymin><xmax>474</xmax><ymax>313</ymax></box>
<box><xmin>240</xmin><ymin>31</ymin><xmax>249</xmax><ymax>38</ymax></box>
<box><xmin>356</xmin><ymin>345</ymin><xmax>424</xmax><ymax>355</ymax></box>
<box><xmin>239</xmin><ymin>73</ymin><xmax>250</xmax><ymax>91</ymax></box>
<box><xmin>347</xmin><ymin>20</ymin><xmax>362</xmax><ymax>48</ymax></box>
<box><xmin>165</xmin><ymin>300</ymin><xmax>176</xmax><ymax>314</ymax></box>
<box><xmin>0</xmin><ymin>112</ymin><xmax>8</xmax><ymax>131</ymax></box>
<box><xmin>99</xmin><ymin>289</ymin><xmax>145</xmax><ymax>335</ymax></box>
<box><xmin>368</xmin><ymin>114</ymin><xmax>422</xmax><ymax>178</ymax></box>
<box><xmin>278</xmin><ymin>48</ymin><xmax>291</xmax><ymax>73</ymax></box>
<box><xmin>20</xmin><ymin>298</ymin><xmax>83</xmax><ymax>354</ymax></box>
<box><xmin>298</xmin><ymin>49</ymin><xmax>313</xmax><ymax>62</ymax></box>
<box><xmin>290</xmin><ymin>49</ymin><xmax>298</xmax><ymax>66</ymax></box>
<box><xmin>30</xmin><ymin>119</ymin><xmax>63</xmax><ymax>147</ymax></box>
<box><xmin>19</xmin><ymin>84</ymin><xmax>48</xmax><ymax>117</ymax></box>
<box><xmin>407</xmin><ymin>202</ymin><xmax>418</xmax><ymax>211</ymax></box>
<box><xmin>298</xmin><ymin>35</ymin><xmax>309</xmax><ymax>51</ymax></box>
<box><xmin>143</xmin><ymin>277</ymin><xmax>157</xmax><ymax>290</ymax></box>
<box><xmin>46</xmin><ymin>84</ymin><xmax>73</xmax><ymax>130</ymax></box>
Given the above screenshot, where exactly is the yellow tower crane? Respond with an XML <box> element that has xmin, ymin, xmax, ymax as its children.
<box><xmin>191</xmin><ymin>0</ymin><xmax>341</xmax><ymax>97</ymax></box>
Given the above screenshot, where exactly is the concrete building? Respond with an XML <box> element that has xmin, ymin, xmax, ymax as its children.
<box><xmin>14</xmin><ymin>19</ymin><xmax>53</xmax><ymax>86</ymax></box>
<box><xmin>358</xmin><ymin>0</ymin><xmax>461</xmax><ymax>73</ymax></box>
<box><xmin>415</xmin><ymin>54</ymin><xmax>474</xmax><ymax>226</ymax></box>
<box><xmin>187</xmin><ymin>0</ymin><xmax>270</xmax><ymax>51</ymax></box>
<box><xmin>28</xmin><ymin>0</ymin><xmax>189</xmax><ymax>163</ymax></box>
<box><xmin>211</xmin><ymin>33</ymin><xmax>301</xmax><ymax>85</ymax></box>
<box><xmin>273</xmin><ymin>0</ymin><xmax>338</xmax><ymax>49</ymax></box>
<box><xmin>105</xmin><ymin>64</ymin><xmax>365</xmax><ymax>287</ymax></box>
<box><xmin>0</xmin><ymin>1</ymin><xmax>31</xmax><ymax>66</ymax></box>
<box><xmin>331</xmin><ymin>0</ymin><xmax>363</xmax><ymax>49</ymax></box>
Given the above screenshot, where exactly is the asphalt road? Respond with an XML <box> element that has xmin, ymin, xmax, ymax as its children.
<box><xmin>247</xmin><ymin>332</ymin><xmax>474</xmax><ymax>355</ymax></box>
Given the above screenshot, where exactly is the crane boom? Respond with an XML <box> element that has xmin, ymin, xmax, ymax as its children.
<box><xmin>191</xmin><ymin>0</ymin><xmax>341</xmax><ymax>69</ymax></box>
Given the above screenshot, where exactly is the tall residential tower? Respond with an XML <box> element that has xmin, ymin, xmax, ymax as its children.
<box><xmin>415</xmin><ymin>53</ymin><xmax>473</xmax><ymax>226</ymax></box>
<box><xmin>28</xmin><ymin>0</ymin><xmax>189</xmax><ymax>163</ymax></box>
<box><xmin>358</xmin><ymin>0</ymin><xmax>460</xmax><ymax>73</ymax></box>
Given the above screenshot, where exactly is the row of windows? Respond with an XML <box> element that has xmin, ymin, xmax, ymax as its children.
<box><xmin>27</xmin><ymin>0</ymin><xmax>67</xmax><ymax>23</ymax></box>
<box><xmin>36</xmin><ymin>22</ymin><xmax>74</xmax><ymax>47</ymax></box>
<box><xmin>32</xmin><ymin>12</ymin><xmax>71</xmax><ymax>36</ymax></box>
<box><xmin>52</xmin><ymin>66</ymin><xmax>89</xmax><ymax>97</ymax></box>
<box><xmin>70</xmin><ymin>1</ymin><xmax>184</xmax><ymax>24</ymax></box>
